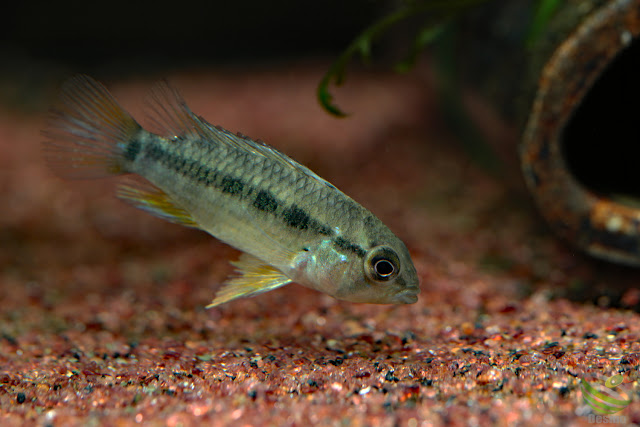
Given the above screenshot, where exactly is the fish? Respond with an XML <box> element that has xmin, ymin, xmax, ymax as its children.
<box><xmin>43</xmin><ymin>75</ymin><xmax>420</xmax><ymax>307</ymax></box>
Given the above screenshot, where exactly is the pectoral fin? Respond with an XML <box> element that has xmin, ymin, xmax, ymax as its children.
<box><xmin>206</xmin><ymin>253</ymin><xmax>292</xmax><ymax>307</ymax></box>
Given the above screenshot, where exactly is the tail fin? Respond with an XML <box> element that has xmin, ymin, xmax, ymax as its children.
<box><xmin>42</xmin><ymin>75</ymin><xmax>142</xmax><ymax>179</ymax></box>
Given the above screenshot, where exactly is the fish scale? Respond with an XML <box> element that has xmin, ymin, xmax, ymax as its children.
<box><xmin>43</xmin><ymin>74</ymin><xmax>420</xmax><ymax>306</ymax></box>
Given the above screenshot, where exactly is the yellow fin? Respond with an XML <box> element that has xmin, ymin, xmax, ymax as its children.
<box><xmin>117</xmin><ymin>181</ymin><xmax>200</xmax><ymax>228</ymax></box>
<box><xmin>206</xmin><ymin>253</ymin><xmax>292</xmax><ymax>307</ymax></box>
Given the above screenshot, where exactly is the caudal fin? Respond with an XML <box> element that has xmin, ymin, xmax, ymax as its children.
<box><xmin>43</xmin><ymin>75</ymin><xmax>142</xmax><ymax>179</ymax></box>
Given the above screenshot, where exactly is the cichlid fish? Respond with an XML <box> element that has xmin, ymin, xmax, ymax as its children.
<box><xmin>43</xmin><ymin>75</ymin><xmax>420</xmax><ymax>307</ymax></box>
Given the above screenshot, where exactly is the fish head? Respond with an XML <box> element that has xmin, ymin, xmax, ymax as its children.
<box><xmin>330</xmin><ymin>239</ymin><xmax>420</xmax><ymax>305</ymax></box>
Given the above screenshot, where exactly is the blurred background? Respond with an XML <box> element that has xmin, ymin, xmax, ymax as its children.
<box><xmin>3</xmin><ymin>3</ymin><xmax>640</xmax><ymax>425</ymax></box>
<box><xmin>0</xmin><ymin>1</ymin><xmax>392</xmax><ymax>110</ymax></box>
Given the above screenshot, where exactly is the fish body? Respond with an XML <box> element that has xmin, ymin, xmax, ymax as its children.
<box><xmin>44</xmin><ymin>75</ymin><xmax>420</xmax><ymax>306</ymax></box>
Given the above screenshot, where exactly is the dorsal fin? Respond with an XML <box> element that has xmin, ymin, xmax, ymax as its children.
<box><xmin>145</xmin><ymin>80</ymin><xmax>206</xmax><ymax>140</ymax></box>
<box><xmin>145</xmin><ymin>81</ymin><xmax>337</xmax><ymax>190</ymax></box>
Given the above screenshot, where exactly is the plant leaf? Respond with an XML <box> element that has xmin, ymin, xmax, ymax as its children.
<box><xmin>395</xmin><ymin>22</ymin><xmax>447</xmax><ymax>73</ymax></box>
<box><xmin>526</xmin><ymin>0</ymin><xmax>561</xmax><ymax>47</ymax></box>
<box><xmin>317</xmin><ymin>0</ymin><xmax>491</xmax><ymax>117</ymax></box>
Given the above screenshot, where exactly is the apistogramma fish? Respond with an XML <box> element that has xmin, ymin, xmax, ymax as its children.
<box><xmin>43</xmin><ymin>75</ymin><xmax>420</xmax><ymax>307</ymax></box>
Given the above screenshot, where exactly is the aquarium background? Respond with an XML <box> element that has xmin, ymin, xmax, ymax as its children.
<box><xmin>1</xmin><ymin>1</ymin><xmax>639</xmax><ymax>425</ymax></box>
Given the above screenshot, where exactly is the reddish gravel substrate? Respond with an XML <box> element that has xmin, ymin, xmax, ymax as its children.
<box><xmin>1</xmin><ymin>64</ymin><xmax>639</xmax><ymax>426</ymax></box>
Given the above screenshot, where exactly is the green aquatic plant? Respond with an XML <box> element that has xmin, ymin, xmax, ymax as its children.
<box><xmin>318</xmin><ymin>0</ymin><xmax>561</xmax><ymax>117</ymax></box>
<box><xmin>317</xmin><ymin>0</ymin><xmax>489</xmax><ymax>117</ymax></box>
<box><xmin>526</xmin><ymin>0</ymin><xmax>562</xmax><ymax>47</ymax></box>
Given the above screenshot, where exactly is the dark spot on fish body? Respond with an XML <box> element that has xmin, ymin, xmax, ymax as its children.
<box><xmin>142</xmin><ymin>144</ymin><xmax>339</xmax><ymax>239</ymax></box>
<box><xmin>333</xmin><ymin>236</ymin><xmax>366</xmax><ymax>258</ymax></box>
<box><xmin>125</xmin><ymin>139</ymin><xmax>141</xmax><ymax>161</ymax></box>
<box><xmin>146</xmin><ymin>144</ymin><xmax>212</xmax><ymax>186</ymax></box>
<box><xmin>254</xmin><ymin>190</ymin><xmax>279</xmax><ymax>212</ymax></box>
<box><xmin>146</xmin><ymin>145</ymin><xmax>183</xmax><ymax>174</ymax></box>
<box><xmin>315</xmin><ymin>224</ymin><xmax>332</xmax><ymax>236</ymax></box>
<box><xmin>283</xmin><ymin>205</ymin><xmax>310</xmax><ymax>230</ymax></box>
<box><xmin>221</xmin><ymin>176</ymin><xmax>244</xmax><ymax>195</ymax></box>
<box><xmin>145</xmin><ymin>144</ymin><xmax>162</xmax><ymax>160</ymax></box>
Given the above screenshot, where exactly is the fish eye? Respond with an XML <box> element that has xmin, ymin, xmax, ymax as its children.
<box><xmin>374</xmin><ymin>259</ymin><xmax>395</xmax><ymax>277</ymax></box>
<box><xmin>365</xmin><ymin>246</ymin><xmax>400</xmax><ymax>282</ymax></box>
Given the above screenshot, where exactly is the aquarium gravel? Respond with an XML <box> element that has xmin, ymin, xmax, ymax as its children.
<box><xmin>1</xmin><ymin>64</ymin><xmax>639</xmax><ymax>426</ymax></box>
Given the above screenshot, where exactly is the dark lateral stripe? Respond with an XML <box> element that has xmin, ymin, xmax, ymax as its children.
<box><xmin>125</xmin><ymin>139</ymin><xmax>141</xmax><ymax>161</ymax></box>
<box><xmin>281</xmin><ymin>204</ymin><xmax>333</xmax><ymax>236</ymax></box>
<box><xmin>282</xmin><ymin>205</ymin><xmax>310</xmax><ymax>230</ymax></box>
<box><xmin>221</xmin><ymin>176</ymin><xmax>244</xmax><ymax>195</ymax></box>
<box><xmin>315</xmin><ymin>223</ymin><xmax>332</xmax><ymax>236</ymax></box>
<box><xmin>333</xmin><ymin>236</ymin><xmax>366</xmax><ymax>258</ymax></box>
<box><xmin>144</xmin><ymin>143</ymin><xmax>366</xmax><ymax>250</ymax></box>
<box><xmin>254</xmin><ymin>190</ymin><xmax>278</xmax><ymax>212</ymax></box>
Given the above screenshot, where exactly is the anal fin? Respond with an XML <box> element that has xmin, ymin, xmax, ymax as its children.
<box><xmin>206</xmin><ymin>253</ymin><xmax>292</xmax><ymax>307</ymax></box>
<box><xmin>117</xmin><ymin>181</ymin><xmax>200</xmax><ymax>228</ymax></box>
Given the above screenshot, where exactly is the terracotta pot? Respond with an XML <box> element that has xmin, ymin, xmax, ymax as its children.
<box><xmin>461</xmin><ymin>0</ymin><xmax>640</xmax><ymax>265</ymax></box>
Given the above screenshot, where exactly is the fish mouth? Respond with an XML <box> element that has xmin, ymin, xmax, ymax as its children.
<box><xmin>394</xmin><ymin>286</ymin><xmax>420</xmax><ymax>304</ymax></box>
